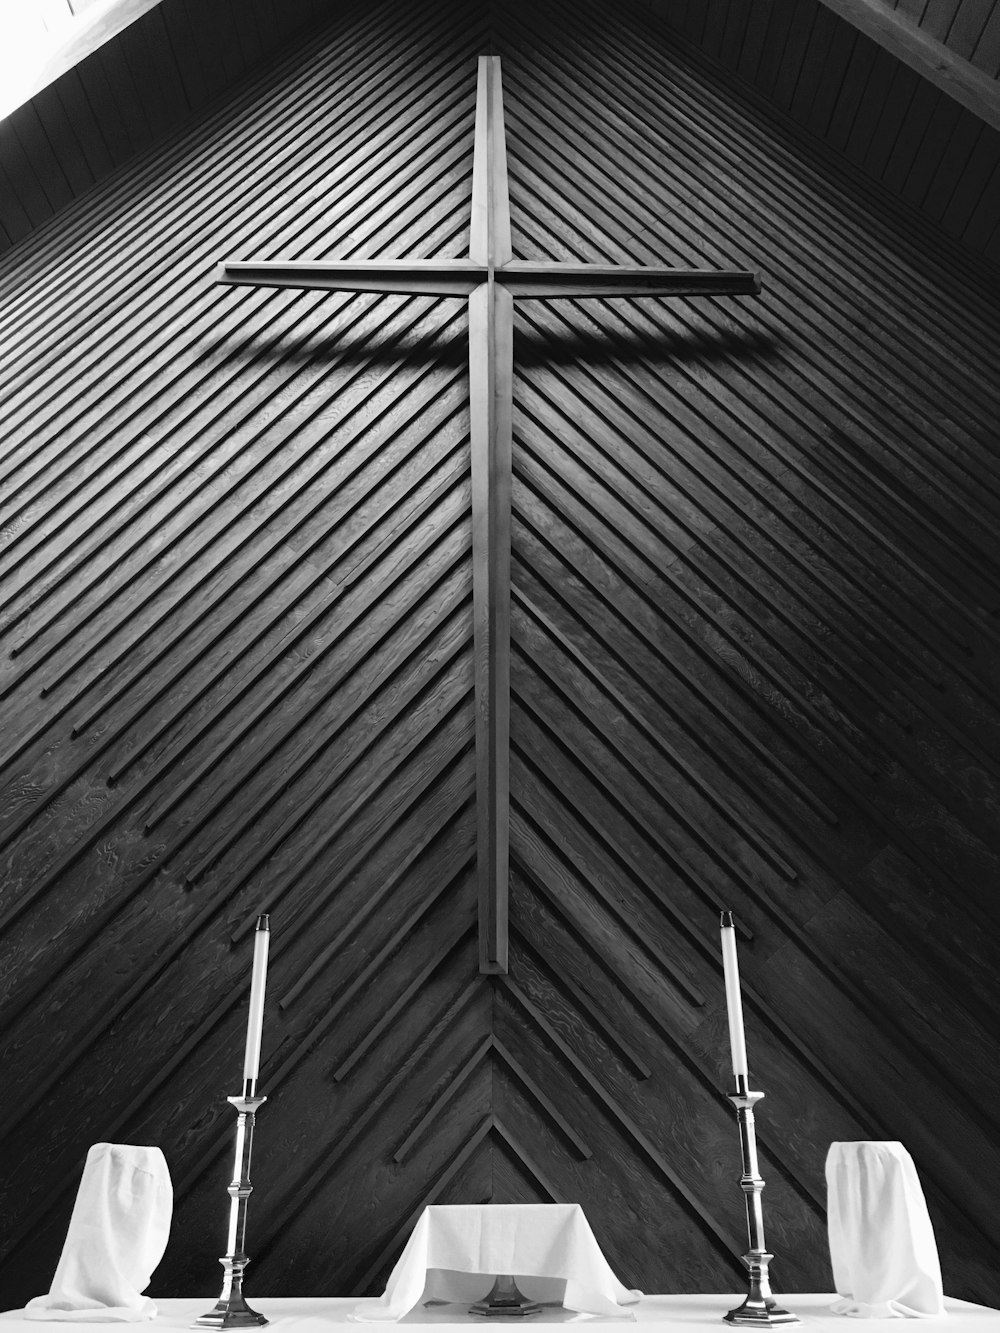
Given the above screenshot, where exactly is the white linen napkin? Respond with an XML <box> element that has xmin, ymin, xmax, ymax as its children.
<box><xmin>25</xmin><ymin>1143</ymin><xmax>172</xmax><ymax>1322</ymax></box>
<box><xmin>826</xmin><ymin>1141</ymin><xmax>945</xmax><ymax>1319</ymax></box>
<box><xmin>354</xmin><ymin>1203</ymin><xmax>640</xmax><ymax>1321</ymax></box>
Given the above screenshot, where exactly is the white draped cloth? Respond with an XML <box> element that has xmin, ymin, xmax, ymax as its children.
<box><xmin>354</xmin><ymin>1204</ymin><xmax>641</xmax><ymax>1321</ymax></box>
<box><xmin>826</xmin><ymin>1142</ymin><xmax>945</xmax><ymax>1319</ymax></box>
<box><xmin>25</xmin><ymin>1144</ymin><xmax>172</xmax><ymax>1322</ymax></box>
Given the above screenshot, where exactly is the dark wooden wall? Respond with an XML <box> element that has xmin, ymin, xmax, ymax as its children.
<box><xmin>1</xmin><ymin>0</ymin><xmax>999</xmax><ymax>1313</ymax></box>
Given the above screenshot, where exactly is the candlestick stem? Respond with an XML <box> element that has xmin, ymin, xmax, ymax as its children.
<box><xmin>724</xmin><ymin>1083</ymin><xmax>799</xmax><ymax>1326</ymax></box>
<box><xmin>192</xmin><ymin>1094</ymin><xmax>269</xmax><ymax>1328</ymax></box>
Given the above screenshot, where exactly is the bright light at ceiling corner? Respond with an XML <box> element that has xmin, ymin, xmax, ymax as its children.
<box><xmin>0</xmin><ymin>0</ymin><xmax>76</xmax><ymax>118</ymax></box>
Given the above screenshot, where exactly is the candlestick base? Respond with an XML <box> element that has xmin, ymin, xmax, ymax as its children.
<box><xmin>724</xmin><ymin>1298</ymin><xmax>801</xmax><ymax>1326</ymax></box>
<box><xmin>724</xmin><ymin>1259</ymin><xmax>800</xmax><ymax>1326</ymax></box>
<box><xmin>193</xmin><ymin>1256</ymin><xmax>269</xmax><ymax>1328</ymax></box>
<box><xmin>470</xmin><ymin>1276</ymin><xmax>542</xmax><ymax>1317</ymax></box>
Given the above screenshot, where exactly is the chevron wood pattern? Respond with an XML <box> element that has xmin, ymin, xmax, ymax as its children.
<box><xmin>1</xmin><ymin>0</ymin><xmax>999</xmax><ymax>1316</ymax></box>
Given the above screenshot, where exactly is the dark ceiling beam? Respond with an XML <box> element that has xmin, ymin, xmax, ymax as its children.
<box><xmin>816</xmin><ymin>0</ymin><xmax>1000</xmax><ymax>135</ymax></box>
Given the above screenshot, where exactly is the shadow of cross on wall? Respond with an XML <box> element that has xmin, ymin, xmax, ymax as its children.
<box><xmin>216</xmin><ymin>55</ymin><xmax>762</xmax><ymax>974</ymax></box>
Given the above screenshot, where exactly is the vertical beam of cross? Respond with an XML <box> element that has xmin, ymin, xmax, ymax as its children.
<box><xmin>216</xmin><ymin>58</ymin><xmax>761</xmax><ymax>977</ymax></box>
<box><xmin>469</xmin><ymin>57</ymin><xmax>513</xmax><ymax>973</ymax></box>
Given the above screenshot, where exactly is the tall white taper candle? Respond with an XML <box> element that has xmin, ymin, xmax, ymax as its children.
<box><xmin>243</xmin><ymin>914</ymin><xmax>270</xmax><ymax>1083</ymax></box>
<box><xmin>720</xmin><ymin>910</ymin><xmax>748</xmax><ymax>1079</ymax></box>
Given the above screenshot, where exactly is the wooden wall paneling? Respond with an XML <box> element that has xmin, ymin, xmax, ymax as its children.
<box><xmin>71</xmin><ymin>53</ymin><xmax>140</xmax><ymax>166</ymax></box>
<box><xmin>839</xmin><ymin>45</ymin><xmax>900</xmax><ymax>162</ymax></box>
<box><xmin>2</xmin><ymin>104</ymin><xmax>76</xmax><ymax>215</ymax></box>
<box><xmin>716</xmin><ymin>0</ymin><xmax>755</xmax><ymax>70</ymax></box>
<box><xmin>693</xmin><ymin>0</ymin><xmax>732</xmax><ymax>59</ymax></box>
<box><xmin>495</xmin><ymin>977</ymin><xmax>741</xmax><ymax>1286</ymax></box>
<box><xmin>788</xmin><ymin>4</ymin><xmax>861</xmax><ymax>137</ymax></box>
<box><xmin>511</xmin><ymin>554</ymin><xmax>979</xmax><ymax>1169</ymax></box>
<box><xmin>0</xmin><ymin>311</ymin><xmax>462</xmax><ymax>772</ymax></box>
<box><xmin>549</xmin><ymin>16</ymin><xmax>1000</xmax><ymax>557</ymax></box>
<box><xmin>858</xmin><ymin>59</ymin><xmax>920</xmax><ymax>175</ymax></box>
<box><xmin>512</xmin><ymin>589</ymin><xmax>917</xmax><ymax>1046</ymax></box>
<box><xmin>0</xmin><ymin>28</ymin><xmax>461</xmax><ymax>429</ymax></box>
<box><xmin>0</xmin><ymin>119</ymin><xmax>59</xmax><ymax>228</ymax></box>
<box><xmin>732</xmin><ymin>0</ymin><xmax>776</xmax><ymax>84</ymax></box>
<box><xmin>822</xmin><ymin>26</ymin><xmax>883</xmax><ymax>152</ymax></box>
<box><xmin>767</xmin><ymin>3</ymin><xmax>823</xmax><ymax>111</ymax></box>
<box><xmin>510</xmin><ymin>920</ymin><xmax>652</xmax><ymax>1080</ymax></box>
<box><xmin>128</xmin><ymin>4</ymin><xmax>193</xmax><ymax>129</ymax></box>
<box><xmin>0</xmin><ymin>145</ymin><xmax>469</xmax><ymax>594</ymax></box>
<box><xmin>511</xmin><ymin>340</ymin><xmax>882</xmax><ymax>784</ymax></box>
<box><xmin>516</xmin><ymin>303</ymin><xmax>911</xmax><ymax>738</ymax></box>
<box><xmin>28</xmin><ymin>83</ymin><xmax>102</xmax><ymax>196</ymax></box>
<box><xmin>513</xmin><ymin>585</ymin><xmax>793</xmax><ymax>882</ymax></box>
<box><xmin>755</xmin><ymin>1</ymin><xmax>818</xmax><ymax>105</ymax></box>
<box><xmin>176</xmin><ymin>0</ymin><xmax>245</xmax><ymax>89</ymax></box>
<box><xmin>510</xmin><ymin>527</ymin><xmax>840</xmax><ymax>845</ymax></box>
<box><xmin>920</xmin><ymin>0</ymin><xmax>966</xmax><ymax>42</ymax></box>
<box><xmin>253</xmin><ymin>971</ymin><xmax>485</xmax><ymax>1242</ymax></box>
<box><xmin>0</xmin><ymin>591</ymin><xmax>472</xmax><ymax>1148</ymax></box>
<box><xmin>945</xmin><ymin>0</ymin><xmax>996</xmax><ymax>58</ymax></box>
<box><xmin>511</xmin><ymin>439</ymin><xmax>866</xmax><ymax>844</ymax></box>
<box><xmin>506</xmin><ymin>743</ymin><xmax>709</xmax><ymax>1025</ymax></box>
<box><xmin>0</xmin><ymin>159</ymin><xmax>31</xmax><ymax>247</ymax></box>
<box><xmin>94</xmin><ymin>34</ymin><xmax>155</xmax><ymax>145</ymax></box>
<box><xmin>225</xmin><ymin>0</ymin><xmax>266</xmax><ymax>74</ymax></box>
<box><xmin>878</xmin><ymin>76</ymin><xmax>965</xmax><ymax>204</ymax></box>
<box><xmin>525</xmin><ymin>14</ymin><xmax>997</xmax><ymax>405</ymax></box>
<box><xmin>961</xmin><ymin>156</ymin><xmax>1000</xmax><ymax>247</ymax></box>
<box><xmin>971</xmin><ymin>6</ymin><xmax>1000</xmax><ymax>71</ymax></box>
<box><xmin>512</xmin><ymin>223</ymin><xmax>997</xmax><ymax>698</ymax></box>
<box><xmin>158</xmin><ymin>0</ymin><xmax>217</xmax><ymax>112</ymax></box>
<box><xmin>918</xmin><ymin>114</ymin><xmax>990</xmax><ymax>219</ymax></box>
<box><xmin>512</xmin><ymin>415</ymin><xmax>997</xmax><ymax>895</ymax></box>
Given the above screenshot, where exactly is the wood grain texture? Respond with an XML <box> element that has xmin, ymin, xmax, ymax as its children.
<box><xmin>0</xmin><ymin>0</ymin><xmax>998</xmax><ymax>1315</ymax></box>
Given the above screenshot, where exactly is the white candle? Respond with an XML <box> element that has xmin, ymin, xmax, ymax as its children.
<box><xmin>720</xmin><ymin>910</ymin><xmax>748</xmax><ymax>1079</ymax></box>
<box><xmin>243</xmin><ymin>914</ymin><xmax>270</xmax><ymax>1083</ymax></box>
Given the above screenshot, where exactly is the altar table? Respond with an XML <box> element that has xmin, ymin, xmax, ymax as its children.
<box><xmin>2</xmin><ymin>1296</ymin><xmax>996</xmax><ymax>1331</ymax></box>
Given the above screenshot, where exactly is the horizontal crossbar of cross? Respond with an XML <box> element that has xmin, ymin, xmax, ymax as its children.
<box><xmin>216</xmin><ymin>260</ymin><xmax>760</xmax><ymax>299</ymax></box>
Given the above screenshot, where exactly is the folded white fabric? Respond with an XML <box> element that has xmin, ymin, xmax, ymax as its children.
<box><xmin>354</xmin><ymin>1203</ymin><xmax>640</xmax><ymax>1321</ymax></box>
<box><xmin>826</xmin><ymin>1141</ymin><xmax>945</xmax><ymax>1319</ymax></box>
<box><xmin>25</xmin><ymin>1143</ymin><xmax>172</xmax><ymax>1322</ymax></box>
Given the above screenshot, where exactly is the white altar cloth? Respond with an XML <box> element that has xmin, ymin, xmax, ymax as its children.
<box><xmin>2</xmin><ymin>1295</ymin><xmax>996</xmax><ymax>1332</ymax></box>
<box><xmin>826</xmin><ymin>1143</ymin><xmax>944</xmax><ymax>1319</ymax></box>
<box><xmin>22</xmin><ymin>1145</ymin><xmax>172</xmax><ymax>1323</ymax></box>
<box><xmin>354</xmin><ymin>1205</ymin><xmax>639</xmax><ymax>1321</ymax></box>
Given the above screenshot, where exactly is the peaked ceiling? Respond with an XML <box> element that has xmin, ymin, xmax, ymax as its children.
<box><xmin>0</xmin><ymin>0</ymin><xmax>999</xmax><ymax>269</ymax></box>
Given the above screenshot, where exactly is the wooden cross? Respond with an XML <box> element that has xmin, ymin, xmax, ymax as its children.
<box><xmin>217</xmin><ymin>57</ymin><xmax>761</xmax><ymax>976</ymax></box>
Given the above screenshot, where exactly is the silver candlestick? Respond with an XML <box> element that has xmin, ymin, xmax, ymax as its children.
<box><xmin>193</xmin><ymin>1080</ymin><xmax>269</xmax><ymax>1329</ymax></box>
<box><xmin>724</xmin><ymin>1074</ymin><xmax>799</xmax><ymax>1326</ymax></box>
